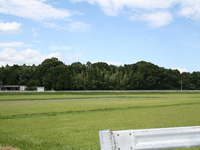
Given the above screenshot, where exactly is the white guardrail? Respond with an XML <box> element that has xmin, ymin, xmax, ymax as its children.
<box><xmin>99</xmin><ymin>126</ymin><xmax>200</xmax><ymax>150</ymax></box>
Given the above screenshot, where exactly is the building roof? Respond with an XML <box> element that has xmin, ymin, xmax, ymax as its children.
<box><xmin>2</xmin><ymin>85</ymin><xmax>20</xmax><ymax>88</ymax></box>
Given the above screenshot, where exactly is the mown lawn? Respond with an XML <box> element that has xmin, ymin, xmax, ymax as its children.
<box><xmin>0</xmin><ymin>92</ymin><xmax>200</xmax><ymax>150</ymax></box>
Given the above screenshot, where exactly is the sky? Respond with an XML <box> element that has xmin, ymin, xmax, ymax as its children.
<box><xmin>1</xmin><ymin>0</ymin><xmax>200</xmax><ymax>73</ymax></box>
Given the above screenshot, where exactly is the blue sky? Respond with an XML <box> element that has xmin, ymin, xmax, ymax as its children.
<box><xmin>1</xmin><ymin>0</ymin><xmax>200</xmax><ymax>72</ymax></box>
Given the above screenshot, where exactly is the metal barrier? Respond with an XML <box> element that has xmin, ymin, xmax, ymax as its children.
<box><xmin>99</xmin><ymin>126</ymin><xmax>200</xmax><ymax>150</ymax></box>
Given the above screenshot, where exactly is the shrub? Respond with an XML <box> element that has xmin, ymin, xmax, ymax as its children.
<box><xmin>25</xmin><ymin>86</ymin><xmax>37</xmax><ymax>91</ymax></box>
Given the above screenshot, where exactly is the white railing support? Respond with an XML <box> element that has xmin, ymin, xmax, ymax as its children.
<box><xmin>99</xmin><ymin>126</ymin><xmax>200</xmax><ymax>150</ymax></box>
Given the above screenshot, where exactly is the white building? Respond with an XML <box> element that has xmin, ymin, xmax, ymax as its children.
<box><xmin>37</xmin><ymin>87</ymin><xmax>45</xmax><ymax>92</ymax></box>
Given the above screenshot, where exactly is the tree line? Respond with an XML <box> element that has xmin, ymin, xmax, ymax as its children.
<box><xmin>0</xmin><ymin>57</ymin><xmax>199</xmax><ymax>90</ymax></box>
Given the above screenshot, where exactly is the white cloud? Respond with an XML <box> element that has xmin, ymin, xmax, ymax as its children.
<box><xmin>47</xmin><ymin>52</ymin><xmax>61</xmax><ymax>59</ymax></box>
<box><xmin>42</xmin><ymin>22</ymin><xmax>59</xmax><ymax>29</ymax></box>
<box><xmin>32</xmin><ymin>40</ymin><xmax>42</xmax><ymax>43</ymax></box>
<box><xmin>0</xmin><ymin>42</ymin><xmax>31</xmax><ymax>47</ymax></box>
<box><xmin>42</xmin><ymin>21</ymin><xmax>91</xmax><ymax>31</ymax></box>
<box><xmin>67</xmin><ymin>53</ymin><xmax>82</xmax><ymax>61</ymax></box>
<box><xmin>178</xmin><ymin>0</ymin><xmax>200</xmax><ymax>22</ymax></box>
<box><xmin>71</xmin><ymin>0</ymin><xmax>177</xmax><ymax>15</ymax></box>
<box><xmin>32</xmin><ymin>28</ymin><xmax>40</xmax><ymax>37</ymax></box>
<box><xmin>0</xmin><ymin>48</ymin><xmax>61</xmax><ymax>66</ymax></box>
<box><xmin>0</xmin><ymin>22</ymin><xmax>22</xmax><ymax>34</ymax></box>
<box><xmin>0</xmin><ymin>0</ymin><xmax>71</xmax><ymax>21</ymax></box>
<box><xmin>0</xmin><ymin>0</ymin><xmax>91</xmax><ymax>31</ymax></box>
<box><xmin>173</xmin><ymin>68</ymin><xmax>187</xmax><ymax>73</ymax></box>
<box><xmin>67</xmin><ymin>21</ymin><xmax>91</xmax><ymax>32</ymax></box>
<box><xmin>130</xmin><ymin>12</ymin><xmax>173</xmax><ymax>27</ymax></box>
<box><xmin>146</xmin><ymin>12</ymin><xmax>173</xmax><ymax>27</ymax></box>
<box><xmin>71</xmin><ymin>0</ymin><xmax>200</xmax><ymax>26</ymax></box>
<box><xmin>105</xmin><ymin>61</ymin><xmax>123</xmax><ymax>66</ymax></box>
<box><xmin>49</xmin><ymin>46</ymin><xmax>72</xmax><ymax>50</ymax></box>
<box><xmin>93</xmin><ymin>61</ymin><xmax>123</xmax><ymax>66</ymax></box>
<box><xmin>43</xmin><ymin>21</ymin><xmax>91</xmax><ymax>32</ymax></box>
<box><xmin>43</xmin><ymin>21</ymin><xmax>91</xmax><ymax>31</ymax></box>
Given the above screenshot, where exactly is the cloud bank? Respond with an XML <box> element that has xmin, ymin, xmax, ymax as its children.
<box><xmin>0</xmin><ymin>0</ymin><xmax>71</xmax><ymax>21</ymax></box>
<box><xmin>0</xmin><ymin>47</ymin><xmax>83</xmax><ymax>66</ymax></box>
<box><xmin>71</xmin><ymin>0</ymin><xmax>200</xmax><ymax>27</ymax></box>
<box><xmin>0</xmin><ymin>48</ymin><xmax>61</xmax><ymax>66</ymax></box>
<box><xmin>0</xmin><ymin>0</ymin><xmax>90</xmax><ymax>31</ymax></box>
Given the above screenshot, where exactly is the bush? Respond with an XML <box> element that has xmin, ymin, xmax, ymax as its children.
<box><xmin>25</xmin><ymin>86</ymin><xmax>37</xmax><ymax>91</ymax></box>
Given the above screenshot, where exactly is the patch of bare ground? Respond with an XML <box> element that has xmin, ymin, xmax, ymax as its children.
<box><xmin>0</xmin><ymin>146</ymin><xmax>18</xmax><ymax>150</ymax></box>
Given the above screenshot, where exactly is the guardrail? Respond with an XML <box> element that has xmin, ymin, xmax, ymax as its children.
<box><xmin>99</xmin><ymin>126</ymin><xmax>200</xmax><ymax>150</ymax></box>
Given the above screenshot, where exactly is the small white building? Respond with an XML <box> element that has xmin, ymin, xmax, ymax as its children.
<box><xmin>20</xmin><ymin>86</ymin><xmax>27</xmax><ymax>91</ymax></box>
<box><xmin>37</xmin><ymin>87</ymin><xmax>45</xmax><ymax>92</ymax></box>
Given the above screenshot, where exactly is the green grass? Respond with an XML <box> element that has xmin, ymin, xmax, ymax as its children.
<box><xmin>0</xmin><ymin>91</ymin><xmax>199</xmax><ymax>101</ymax></box>
<box><xmin>0</xmin><ymin>92</ymin><xmax>161</xmax><ymax>101</ymax></box>
<box><xmin>0</xmin><ymin>92</ymin><xmax>200</xmax><ymax>150</ymax></box>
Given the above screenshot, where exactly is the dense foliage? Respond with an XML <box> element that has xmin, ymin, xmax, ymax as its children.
<box><xmin>0</xmin><ymin>57</ymin><xmax>199</xmax><ymax>90</ymax></box>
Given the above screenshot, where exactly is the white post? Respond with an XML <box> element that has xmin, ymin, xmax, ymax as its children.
<box><xmin>99</xmin><ymin>130</ymin><xmax>115</xmax><ymax>150</ymax></box>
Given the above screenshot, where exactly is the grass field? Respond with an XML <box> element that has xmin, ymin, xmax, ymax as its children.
<box><xmin>0</xmin><ymin>92</ymin><xmax>200</xmax><ymax>150</ymax></box>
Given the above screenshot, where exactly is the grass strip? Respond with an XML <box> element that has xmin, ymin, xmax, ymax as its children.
<box><xmin>1</xmin><ymin>102</ymin><xmax>200</xmax><ymax>120</ymax></box>
<box><xmin>0</xmin><ymin>96</ymin><xmax>160</xmax><ymax>101</ymax></box>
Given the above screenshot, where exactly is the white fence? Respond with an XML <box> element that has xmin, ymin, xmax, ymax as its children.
<box><xmin>47</xmin><ymin>90</ymin><xmax>200</xmax><ymax>92</ymax></box>
<box><xmin>99</xmin><ymin>126</ymin><xmax>200</xmax><ymax>150</ymax></box>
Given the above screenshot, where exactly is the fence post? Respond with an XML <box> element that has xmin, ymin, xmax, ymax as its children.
<box><xmin>99</xmin><ymin>130</ymin><xmax>116</xmax><ymax>150</ymax></box>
